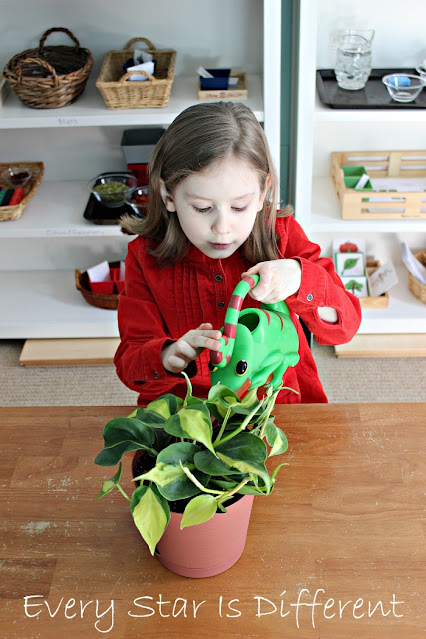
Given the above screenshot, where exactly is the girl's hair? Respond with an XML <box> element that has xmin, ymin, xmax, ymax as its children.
<box><xmin>122</xmin><ymin>101</ymin><xmax>291</xmax><ymax>265</ymax></box>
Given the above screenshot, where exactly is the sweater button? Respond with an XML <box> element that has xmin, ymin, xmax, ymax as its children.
<box><xmin>215</xmin><ymin>274</ymin><xmax>223</xmax><ymax>282</ymax></box>
<box><xmin>153</xmin><ymin>371</ymin><xmax>159</xmax><ymax>379</ymax></box>
<box><xmin>307</xmin><ymin>293</ymin><xmax>313</xmax><ymax>301</ymax></box>
<box><xmin>218</xmin><ymin>301</ymin><xmax>225</xmax><ymax>308</ymax></box>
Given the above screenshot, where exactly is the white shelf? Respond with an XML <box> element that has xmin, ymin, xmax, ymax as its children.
<box><xmin>1</xmin><ymin>270</ymin><xmax>119</xmax><ymax>338</ymax></box>
<box><xmin>0</xmin><ymin>74</ymin><xmax>264</xmax><ymax>129</ymax></box>
<box><xmin>310</xmin><ymin>177</ymin><xmax>426</xmax><ymax>233</ymax></box>
<box><xmin>2</xmin><ymin>264</ymin><xmax>424</xmax><ymax>339</ymax></box>
<box><xmin>315</xmin><ymin>92</ymin><xmax>426</xmax><ymax>123</ymax></box>
<box><xmin>0</xmin><ymin>181</ymin><xmax>126</xmax><ymax>238</ymax></box>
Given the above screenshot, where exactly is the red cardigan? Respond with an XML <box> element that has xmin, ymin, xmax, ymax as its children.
<box><xmin>114</xmin><ymin>215</ymin><xmax>361</xmax><ymax>404</ymax></box>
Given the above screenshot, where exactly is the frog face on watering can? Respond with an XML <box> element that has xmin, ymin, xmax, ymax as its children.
<box><xmin>209</xmin><ymin>322</ymin><xmax>254</xmax><ymax>396</ymax></box>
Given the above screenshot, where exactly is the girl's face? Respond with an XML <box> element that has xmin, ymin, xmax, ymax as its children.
<box><xmin>161</xmin><ymin>155</ymin><xmax>268</xmax><ymax>259</ymax></box>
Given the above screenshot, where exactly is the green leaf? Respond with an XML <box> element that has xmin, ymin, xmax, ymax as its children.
<box><xmin>94</xmin><ymin>417</ymin><xmax>155</xmax><ymax>466</ymax></box>
<box><xmin>166</xmin><ymin>404</ymin><xmax>215</xmax><ymax>454</ymax></box>
<box><xmin>182</xmin><ymin>371</ymin><xmax>193</xmax><ymax>404</ymax></box>
<box><xmin>136</xmin><ymin>442</ymin><xmax>205</xmax><ymax>500</ymax></box>
<box><xmin>343</xmin><ymin>257</ymin><xmax>359</xmax><ymax>271</ymax></box>
<box><xmin>97</xmin><ymin>463</ymin><xmax>122</xmax><ymax>498</ymax></box>
<box><xmin>130</xmin><ymin>484</ymin><xmax>170</xmax><ymax>555</ymax></box>
<box><xmin>146</xmin><ymin>394</ymin><xmax>183</xmax><ymax>420</ymax></box>
<box><xmin>180</xmin><ymin>494</ymin><xmax>218</xmax><ymax>529</ymax></box>
<box><xmin>271</xmin><ymin>462</ymin><xmax>288</xmax><ymax>483</ymax></box>
<box><xmin>269</xmin><ymin>427</ymin><xmax>289</xmax><ymax>457</ymax></box>
<box><xmin>215</xmin><ymin>432</ymin><xmax>271</xmax><ymax>492</ymax></box>
<box><xmin>194</xmin><ymin>449</ymin><xmax>245</xmax><ymax>476</ymax></box>
<box><xmin>135</xmin><ymin>407</ymin><xmax>166</xmax><ymax>428</ymax></box>
<box><xmin>265</xmin><ymin>420</ymin><xmax>278</xmax><ymax>446</ymax></box>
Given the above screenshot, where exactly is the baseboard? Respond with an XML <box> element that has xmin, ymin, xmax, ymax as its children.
<box><xmin>19</xmin><ymin>338</ymin><xmax>120</xmax><ymax>366</ymax></box>
<box><xmin>334</xmin><ymin>334</ymin><xmax>426</xmax><ymax>358</ymax></box>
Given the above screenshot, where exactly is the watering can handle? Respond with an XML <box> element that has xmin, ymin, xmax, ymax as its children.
<box><xmin>210</xmin><ymin>274</ymin><xmax>259</xmax><ymax>368</ymax></box>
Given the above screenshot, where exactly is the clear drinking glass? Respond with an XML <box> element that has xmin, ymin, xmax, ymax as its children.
<box><xmin>334</xmin><ymin>29</ymin><xmax>374</xmax><ymax>90</ymax></box>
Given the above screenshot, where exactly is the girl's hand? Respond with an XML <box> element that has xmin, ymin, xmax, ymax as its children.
<box><xmin>161</xmin><ymin>323</ymin><xmax>222</xmax><ymax>374</ymax></box>
<box><xmin>241</xmin><ymin>259</ymin><xmax>302</xmax><ymax>304</ymax></box>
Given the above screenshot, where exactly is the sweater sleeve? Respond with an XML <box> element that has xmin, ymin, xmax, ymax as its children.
<box><xmin>113</xmin><ymin>239</ymin><xmax>191</xmax><ymax>392</ymax></box>
<box><xmin>280</xmin><ymin>215</ymin><xmax>362</xmax><ymax>345</ymax></box>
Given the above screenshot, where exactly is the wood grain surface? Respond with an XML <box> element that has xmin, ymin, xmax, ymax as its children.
<box><xmin>0</xmin><ymin>403</ymin><xmax>424</xmax><ymax>638</ymax></box>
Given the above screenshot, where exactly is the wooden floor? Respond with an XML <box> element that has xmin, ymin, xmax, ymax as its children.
<box><xmin>0</xmin><ymin>403</ymin><xmax>424</xmax><ymax>638</ymax></box>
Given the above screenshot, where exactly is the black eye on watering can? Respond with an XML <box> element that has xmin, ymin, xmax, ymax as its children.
<box><xmin>235</xmin><ymin>360</ymin><xmax>248</xmax><ymax>376</ymax></box>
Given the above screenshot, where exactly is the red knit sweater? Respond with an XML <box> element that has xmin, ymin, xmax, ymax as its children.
<box><xmin>114</xmin><ymin>215</ymin><xmax>361</xmax><ymax>404</ymax></box>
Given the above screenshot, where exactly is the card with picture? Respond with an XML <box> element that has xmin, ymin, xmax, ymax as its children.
<box><xmin>335</xmin><ymin>252</ymin><xmax>365</xmax><ymax>277</ymax></box>
<box><xmin>341</xmin><ymin>275</ymin><xmax>369</xmax><ymax>298</ymax></box>
<box><xmin>332</xmin><ymin>237</ymin><xmax>366</xmax><ymax>256</ymax></box>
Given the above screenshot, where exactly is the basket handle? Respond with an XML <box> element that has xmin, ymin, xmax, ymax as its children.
<box><xmin>39</xmin><ymin>27</ymin><xmax>80</xmax><ymax>51</ymax></box>
<box><xmin>120</xmin><ymin>70</ymin><xmax>156</xmax><ymax>83</ymax></box>
<box><xmin>75</xmin><ymin>269</ymin><xmax>83</xmax><ymax>292</ymax></box>
<box><xmin>123</xmin><ymin>37</ymin><xmax>155</xmax><ymax>51</ymax></box>
<box><xmin>15</xmin><ymin>57</ymin><xmax>60</xmax><ymax>87</ymax></box>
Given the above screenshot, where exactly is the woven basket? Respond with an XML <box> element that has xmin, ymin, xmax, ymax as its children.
<box><xmin>3</xmin><ymin>27</ymin><xmax>93</xmax><ymax>109</ymax></box>
<box><xmin>75</xmin><ymin>263</ymin><xmax>119</xmax><ymax>310</ymax></box>
<box><xmin>96</xmin><ymin>37</ymin><xmax>176</xmax><ymax>109</ymax></box>
<box><xmin>408</xmin><ymin>250</ymin><xmax>426</xmax><ymax>304</ymax></box>
<box><xmin>0</xmin><ymin>161</ymin><xmax>44</xmax><ymax>221</ymax></box>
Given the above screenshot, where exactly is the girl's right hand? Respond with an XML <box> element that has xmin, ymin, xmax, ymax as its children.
<box><xmin>161</xmin><ymin>323</ymin><xmax>222</xmax><ymax>374</ymax></box>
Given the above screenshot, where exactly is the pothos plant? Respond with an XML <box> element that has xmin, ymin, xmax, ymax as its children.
<box><xmin>95</xmin><ymin>374</ymin><xmax>293</xmax><ymax>555</ymax></box>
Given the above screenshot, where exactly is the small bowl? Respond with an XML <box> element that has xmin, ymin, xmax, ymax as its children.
<box><xmin>90</xmin><ymin>173</ymin><xmax>137</xmax><ymax>208</ymax></box>
<box><xmin>2</xmin><ymin>166</ymin><xmax>32</xmax><ymax>187</ymax></box>
<box><xmin>415</xmin><ymin>64</ymin><xmax>426</xmax><ymax>83</ymax></box>
<box><xmin>382</xmin><ymin>74</ymin><xmax>424</xmax><ymax>103</ymax></box>
<box><xmin>125</xmin><ymin>185</ymin><xmax>149</xmax><ymax>217</ymax></box>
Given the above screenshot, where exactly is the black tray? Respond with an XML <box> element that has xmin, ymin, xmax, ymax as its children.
<box><xmin>83</xmin><ymin>193</ymin><xmax>134</xmax><ymax>225</ymax></box>
<box><xmin>317</xmin><ymin>68</ymin><xmax>426</xmax><ymax>109</ymax></box>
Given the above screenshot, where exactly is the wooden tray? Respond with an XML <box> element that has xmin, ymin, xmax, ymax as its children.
<box><xmin>331</xmin><ymin>150</ymin><xmax>426</xmax><ymax>220</ymax></box>
<box><xmin>198</xmin><ymin>72</ymin><xmax>247</xmax><ymax>100</ymax></box>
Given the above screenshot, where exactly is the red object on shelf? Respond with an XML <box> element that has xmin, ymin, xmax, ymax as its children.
<box><xmin>110</xmin><ymin>267</ymin><xmax>121</xmax><ymax>281</ymax></box>
<box><xmin>127</xmin><ymin>163</ymin><xmax>149</xmax><ymax>186</ymax></box>
<box><xmin>115</xmin><ymin>280</ymin><xmax>125</xmax><ymax>293</ymax></box>
<box><xmin>8</xmin><ymin>187</ymin><xmax>25</xmax><ymax>206</ymax></box>
<box><xmin>89</xmin><ymin>281</ymin><xmax>115</xmax><ymax>294</ymax></box>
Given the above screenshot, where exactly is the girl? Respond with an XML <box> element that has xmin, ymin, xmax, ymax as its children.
<box><xmin>114</xmin><ymin>102</ymin><xmax>361</xmax><ymax>404</ymax></box>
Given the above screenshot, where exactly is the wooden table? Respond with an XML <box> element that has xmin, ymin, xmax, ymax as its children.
<box><xmin>0</xmin><ymin>404</ymin><xmax>424</xmax><ymax>638</ymax></box>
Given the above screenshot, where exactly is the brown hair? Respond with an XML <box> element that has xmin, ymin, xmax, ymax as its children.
<box><xmin>121</xmin><ymin>101</ymin><xmax>291</xmax><ymax>265</ymax></box>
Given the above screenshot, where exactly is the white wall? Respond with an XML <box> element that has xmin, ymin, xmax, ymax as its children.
<box><xmin>316</xmin><ymin>0</ymin><xmax>426</xmax><ymax>69</ymax></box>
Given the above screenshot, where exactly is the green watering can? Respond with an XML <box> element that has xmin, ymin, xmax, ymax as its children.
<box><xmin>209</xmin><ymin>274</ymin><xmax>300</xmax><ymax>397</ymax></box>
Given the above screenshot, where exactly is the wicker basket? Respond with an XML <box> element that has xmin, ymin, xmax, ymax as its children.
<box><xmin>0</xmin><ymin>161</ymin><xmax>44</xmax><ymax>221</ymax></box>
<box><xmin>407</xmin><ymin>250</ymin><xmax>426</xmax><ymax>304</ymax></box>
<box><xmin>75</xmin><ymin>263</ymin><xmax>119</xmax><ymax>310</ymax></box>
<box><xmin>96</xmin><ymin>37</ymin><xmax>176</xmax><ymax>109</ymax></box>
<box><xmin>3</xmin><ymin>27</ymin><xmax>93</xmax><ymax>109</ymax></box>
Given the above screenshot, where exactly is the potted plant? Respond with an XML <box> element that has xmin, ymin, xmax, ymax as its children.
<box><xmin>95</xmin><ymin>373</ymin><xmax>292</xmax><ymax>578</ymax></box>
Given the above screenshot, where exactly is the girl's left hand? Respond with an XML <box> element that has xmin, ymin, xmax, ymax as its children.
<box><xmin>241</xmin><ymin>259</ymin><xmax>302</xmax><ymax>304</ymax></box>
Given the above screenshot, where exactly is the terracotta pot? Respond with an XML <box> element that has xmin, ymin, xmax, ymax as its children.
<box><xmin>155</xmin><ymin>494</ymin><xmax>254</xmax><ymax>578</ymax></box>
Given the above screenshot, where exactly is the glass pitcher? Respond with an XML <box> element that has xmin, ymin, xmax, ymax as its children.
<box><xmin>333</xmin><ymin>29</ymin><xmax>375</xmax><ymax>90</ymax></box>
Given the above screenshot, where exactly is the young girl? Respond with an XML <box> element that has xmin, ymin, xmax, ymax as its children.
<box><xmin>114</xmin><ymin>102</ymin><xmax>361</xmax><ymax>404</ymax></box>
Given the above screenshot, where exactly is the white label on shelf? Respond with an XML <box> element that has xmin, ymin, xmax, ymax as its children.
<box><xmin>57</xmin><ymin>117</ymin><xmax>79</xmax><ymax>126</ymax></box>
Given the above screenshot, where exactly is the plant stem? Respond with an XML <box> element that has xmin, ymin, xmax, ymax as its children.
<box><xmin>213</xmin><ymin>398</ymin><xmax>266</xmax><ymax>448</ymax></box>
<box><xmin>216</xmin><ymin>477</ymin><xmax>251</xmax><ymax>505</ymax></box>
<box><xmin>259</xmin><ymin>389</ymin><xmax>280</xmax><ymax>439</ymax></box>
<box><xmin>180</xmin><ymin>463</ymin><xmax>224</xmax><ymax>495</ymax></box>
<box><xmin>117</xmin><ymin>483</ymin><xmax>131</xmax><ymax>502</ymax></box>
<box><xmin>213</xmin><ymin>406</ymin><xmax>232</xmax><ymax>444</ymax></box>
